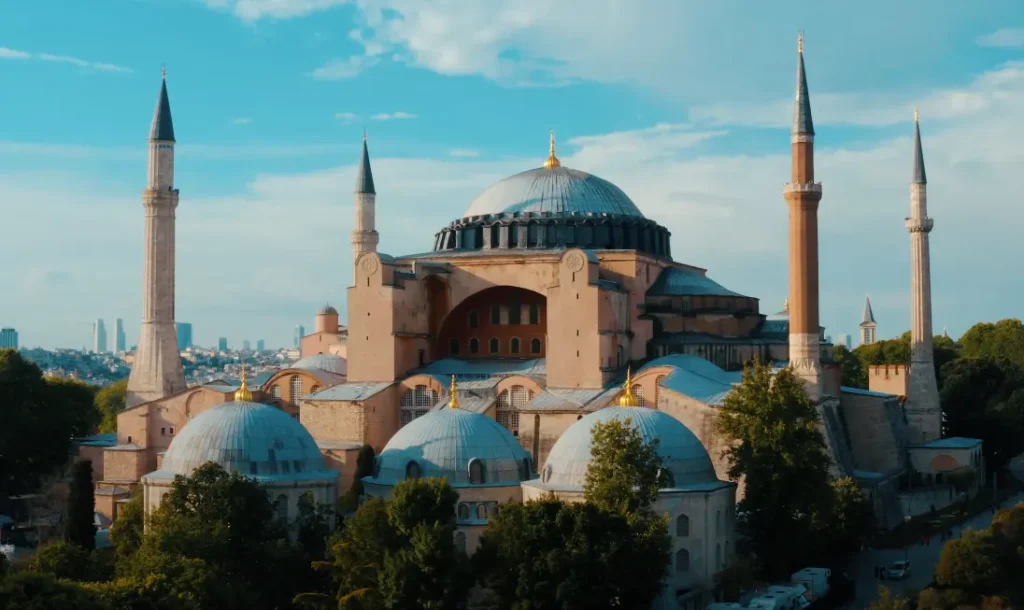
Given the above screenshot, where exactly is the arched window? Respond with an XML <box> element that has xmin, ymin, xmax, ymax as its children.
<box><xmin>675</xmin><ymin>514</ymin><xmax>690</xmax><ymax>537</ymax></box>
<box><xmin>457</xmin><ymin>503</ymin><xmax>470</xmax><ymax>520</ymax></box>
<box><xmin>469</xmin><ymin>338</ymin><xmax>480</xmax><ymax>354</ymax></box>
<box><xmin>716</xmin><ymin>543</ymin><xmax>721</xmax><ymax>569</ymax></box>
<box><xmin>275</xmin><ymin>494</ymin><xmax>288</xmax><ymax>523</ymax></box>
<box><xmin>489</xmin><ymin>337</ymin><xmax>499</xmax><ymax>354</ymax></box>
<box><xmin>543</xmin><ymin>463</ymin><xmax>552</xmax><ymax>483</ymax></box>
<box><xmin>529</xmin><ymin>304</ymin><xmax>540</xmax><ymax>324</ymax></box>
<box><xmin>510</xmin><ymin>337</ymin><xmax>521</xmax><ymax>355</ymax></box>
<box><xmin>289</xmin><ymin>376</ymin><xmax>303</xmax><ymax>402</ymax></box>
<box><xmin>654</xmin><ymin>375</ymin><xmax>665</xmax><ymax>408</ymax></box>
<box><xmin>406</xmin><ymin>460</ymin><xmax>421</xmax><ymax>480</ymax></box>
<box><xmin>449</xmin><ymin>338</ymin><xmax>460</xmax><ymax>355</ymax></box>
<box><xmin>454</xmin><ymin>531</ymin><xmax>467</xmax><ymax>554</ymax></box>
<box><xmin>631</xmin><ymin>384</ymin><xmax>645</xmax><ymax>407</ymax></box>
<box><xmin>520</xmin><ymin>457</ymin><xmax>532</xmax><ymax>480</ymax></box>
<box><xmin>530</xmin><ymin>338</ymin><xmax>542</xmax><ymax>354</ymax></box>
<box><xmin>468</xmin><ymin>310</ymin><xmax>480</xmax><ymax>328</ymax></box>
<box><xmin>476</xmin><ymin>504</ymin><xmax>488</xmax><ymax>520</ymax></box>
<box><xmin>400</xmin><ymin>386</ymin><xmax>436</xmax><ymax>428</ymax></box>
<box><xmin>675</xmin><ymin>548</ymin><xmax>690</xmax><ymax>573</ymax></box>
<box><xmin>469</xmin><ymin>459</ymin><xmax>485</xmax><ymax>484</ymax></box>
<box><xmin>270</xmin><ymin>385</ymin><xmax>282</xmax><ymax>400</ymax></box>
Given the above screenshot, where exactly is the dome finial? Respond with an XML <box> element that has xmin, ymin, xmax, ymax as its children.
<box><xmin>448</xmin><ymin>375</ymin><xmax>460</xmax><ymax>409</ymax></box>
<box><xmin>914</xmin><ymin>107</ymin><xmax>919</xmax><ymax>123</ymax></box>
<box><xmin>618</xmin><ymin>366</ymin><xmax>638</xmax><ymax>407</ymax></box>
<box><xmin>235</xmin><ymin>365</ymin><xmax>253</xmax><ymax>402</ymax></box>
<box><xmin>544</xmin><ymin>129</ymin><xmax>561</xmax><ymax>169</ymax></box>
<box><xmin>798</xmin><ymin>32</ymin><xmax>804</xmax><ymax>54</ymax></box>
<box><xmin>784</xmin><ymin>297</ymin><xmax>789</xmax><ymax>312</ymax></box>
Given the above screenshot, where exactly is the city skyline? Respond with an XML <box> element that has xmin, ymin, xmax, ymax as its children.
<box><xmin>2</xmin><ymin>1</ymin><xmax>1023</xmax><ymax>348</ymax></box>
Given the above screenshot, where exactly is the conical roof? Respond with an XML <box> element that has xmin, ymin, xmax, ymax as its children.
<box><xmin>912</xmin><ymin>113</ymin><xmax>927</xmax><ymax>185</ymax></box>
<box><xmin>792</xmin><ymin>36</ymin><xmax>814</xmax><ymax>136</ymax></box>
<box><xmin>150</xmin><ymin>77</ymin><xmax>175</xmax><ymax>142</ymax></box>
<box><xmin>355</xmin><ymin>135</ymin><xmax>375</xmax><ymax>194</ymax></box>
<box><xmin>861</xmin><ymin>297</ymin><xmax>876</xmax><ymax>325</ymax></box>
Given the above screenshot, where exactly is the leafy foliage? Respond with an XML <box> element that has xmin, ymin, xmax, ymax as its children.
<box><xmin>834</xmin><ymin>345</ymin><xmax>867</xmax><ymax>388</ymax></box>
<box><xmin>110</xmin><ymin>493</ymin><xmax>145</xmax><ymax>565</ymax></box>
<box><xmin>849</xmin><ymin>331</ymin><xmax>958</xmax><ymax>389</ymax></box>
<box><xmin>959</xmin><ymin>319</ymin><xmax>1024</xmax><ymax>370</ymax></box>
<box><xmin>65</xmin><ymin>460</ymin><xmax>96</xmax><ymax>551</ymax></box>
<box><xmin>583</xmin><ymin>417</ymin><xmax>669</xmax><ymax>515</ymax></box>
<box><xmin>868</xmin><ymin>586</ymin><xmax>909</xmax><ymax>610</ymax></box>
<box><xmin>94</xmin><ymin>379</ymin><xmax>128</xmax><ymax>434</ymax></box>
<box><xmin>0</xmin><ymin>571</ymin><xmax>106</xmax><ymax>610</ymax></box>
<box><xmin>27</xmin><ymin>541</ymin><xmax>91</xmax><ymax>581</ymax></box>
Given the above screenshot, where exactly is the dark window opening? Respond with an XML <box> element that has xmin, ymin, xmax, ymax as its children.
<box><xmin>530</xmin><ymin>338</ymin><xmax>542</xmax><ymax>354</ymax></box>
<box><xmin>490</xmin><ymin>303</ymin><xmax>501</xmax><ymax>324</ymax></box>
<box><xmin>449</xmin><ymin>338</ymin><xmax>460</xmax><ymax>355</ymax></box>
<box><xmin>489</xmin><ymin>337</ymin><xmax>500</xmax><ymax>354</ymax></box>
<box><xmin>510</xmin><ymin>338</ymin><xmax>521</xmax><ymax>354</ymax></box>
<box><xmin>469</xmin><ymin>338</ymin><xmax>480</xmax><ymax>354</ymax></box>
<box><xmin>529</xmin><ymin>304</ymin><xmax>540</xmax><ymax>324</ymax></box>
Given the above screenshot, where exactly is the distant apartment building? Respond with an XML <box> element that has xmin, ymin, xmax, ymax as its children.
<box><xmin>256</xmin><ymin>338</ymin><xmax>265</xmax><ymax>352</ymax></box>
<box><xmin>0</xmin><ymin>328</ymin><xmax>18</xmax><ymax>349</ymax></box>
<box><xmin>93</xmin><ymin>319</ymin><xmax>107</xmax><ymax>353</ymax></box>
<box><xmin>835</xmin><ymin>333</ymin><xmax>853</xmax><ymax>350</ymax></box>
<box><xmin>294</xmin><ymin>325</ymin><xmax>305</xmax><ymax>348</ymax></box>
<box><xmin>114</xmin><ymin>318</ymin><xmax>126</xmax><ymax>353</ymax></box>
<box><xmin>176</xmin><ymin>322</ymin><xmax>193</xmax><ymax>350</ymax></box>
<box><xmin>218</xmin><ymin>337</ymin><xmax>228</xmax><ymax>351</ymax></box>
<box><xmin>242</xmin><ymin>339</ymin><xmax>251</xmax><ymax>351</ymax></box>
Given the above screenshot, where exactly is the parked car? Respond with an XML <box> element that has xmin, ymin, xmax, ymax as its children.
<box><xmin>885</xmin><ymin>560</ymin><xmax>911</xmax><ymax>580</ymax></box>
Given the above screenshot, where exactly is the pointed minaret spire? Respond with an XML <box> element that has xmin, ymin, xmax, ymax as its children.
<box><xmin>793</xmin><ymin>33</ymin><xmax>814</xmax><ymax>137</ymax></box>
<box><xmin>351</xmin><ymin>133</ymin><xmax>379</xmax><ymax>268</ymax></box>
<box><xmin>150</xmin><ymin>70</ymin><xmax>175</xmax><ymax>143</ymax></box>
<box><xmin>912</xmin><ymin>108</ymin><xmax>927</xmax><ymax>185</ymax></box>
<box><xmin>861</xmin><ymin>297</ymin><xmax>875</xmax><ymax>324</ymax></box>
<box><xmin>859</xmin><ymin>296</ymin><xmax>877</xmax><ymax>346</ymax></box>
<box><xmin>355</xmin><ymin>132</ymin><xmax>375</xmax><ymax>194</ymax></box>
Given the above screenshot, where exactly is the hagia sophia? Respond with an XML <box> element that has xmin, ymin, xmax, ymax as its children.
<box><xmin>73</xmin><ymin>36</ymin><xmax>983</xmax><ymax>609</ymax></box>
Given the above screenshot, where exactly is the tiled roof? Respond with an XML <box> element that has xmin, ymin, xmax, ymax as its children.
<box><xmin>306</xmin><ymin>381</ymin><xmax>393</xmax><ymax>401</ymax></box>
<box><xmin>911</xmin><ymin>437</ymin><xmax>982</xmax><ymax>449</ymax></box>
<box><xmin>462</xmin><ymin>166</ymin><xmax>644</xmax><ymax>218</ymax></box>
<box><xmin>414</xmin><ymin>358</ymin><xmax>546</xmax><ymax>378</ymax></box>
<box><xmin>640</xmin><ymin>354</ymin><xmax>740</xmax><ymax>406</ymax></box>
<box><xmin>150</xmin><ymin>78</ymin><xmax>175</xmax><ymax>142</ymax></box>
<box><xmin>646</xmin><ymin>266</ymin><xmax>748</xmax><ymax>298</ymax></box>
<box><xmin>841</xmin><ymin>386</ymin><xmax>896</xmax><ymax>399</ymax></box>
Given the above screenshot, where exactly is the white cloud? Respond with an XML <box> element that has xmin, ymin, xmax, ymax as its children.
<box><xmin>370</xmin><ymin>112</ymin><xmax>417</xmax><ymax>121</ymax></box>
<box><xmin>0</xmin><ymin>47</ymin><xmax>130</xmax><ymax>72</ymax></box>
<box><xmin>334</xmin><ymin>112</ymin><xmax>358</xmax><ymax>122</ymax></box>
<box><xmin>311</xmin><ymin>55</ymin><xmax>378</xmax><ymax>79</ymax></box>
<box><xmin>232</xmin><ymin>117</ymin><xmax>253</xmax><ymax>125</ymax></box>
<box><xmin>204</xmin><ymin>0</ymin><xmax>348</xmax><ymax>21</ymax></box>
<box><xmin>977</xmin><ymin>28</ymin><xmax>1024</xmax><ymax>48</ymax></box>
<box><xmin>448</xmin><ymin>149</ymin><xmax>480</xmax><ymax>158</ymax></box>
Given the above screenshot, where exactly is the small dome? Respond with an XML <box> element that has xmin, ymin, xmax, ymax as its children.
<box><xmin>317</xmin><ymin>304</ymin><xmax>338</xmax><ymax>316</ymax></box>
<box><xmin>542</xmin><ymin>406</ymin><xmax>717</xmax><ymax>489</ymax></box>
<box><xmin>369</xmin><ymin>407</ymin><xmax>531</xmax><ymax>487</ymax></box>
<box><xmin>462</xmin><ymin>166</ymin><xmax>644</xmax><ymax>219</ymax></box>
<box><xmin>155</xmin><ymin>401</ymin><xmax>333</xmax><ymax>481</ymax></box>
<box><xmin>290</xmin><ymin>354</ymin><xmax>347</xmax><ymax>375</ymax></box>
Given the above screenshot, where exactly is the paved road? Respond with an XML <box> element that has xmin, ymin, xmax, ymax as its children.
<box><xmin>844</xmin><ymin>491</ymin><xmax>1024</xmax><ymax>609</ymax></box>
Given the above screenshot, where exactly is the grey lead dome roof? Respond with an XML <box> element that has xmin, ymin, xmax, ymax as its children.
<box><xmin>542</xmin><ymin>406</ymin><xmax>718</xmax><ymax>490</ymax></box>
<box><xmin>462</xmin><ymin>166</ymin><xmax>645</xmax><ymax>219</ymax></box>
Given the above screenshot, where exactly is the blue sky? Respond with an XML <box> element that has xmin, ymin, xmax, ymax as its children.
<box><xmin>1</xmin><ymin>0</ymin><xmax>1022</xmax><ymax>350</ymax></box>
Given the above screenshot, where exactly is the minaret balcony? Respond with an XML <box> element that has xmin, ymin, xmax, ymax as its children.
<box><xmin>783</xmin><ymin>182</ymin><xmax>822</xmax><ymax>194</ymax></box>
<box><xmin>905</xmin><ymin>217</ymin><xmax>934</xmax><ymax>233</ymax></box>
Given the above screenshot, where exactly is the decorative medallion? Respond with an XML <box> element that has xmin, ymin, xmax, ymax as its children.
<box><xmin>360</xmin><ymin>256</ymin><xmax>378</xmax><ymax>275</ymax></box>
<box><xmin>566</xmin><ymin>252</ymin><xmax>585</xmax><ymax>272</ymax></box>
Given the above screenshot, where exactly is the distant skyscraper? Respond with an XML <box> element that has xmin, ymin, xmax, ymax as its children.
<box><xmin>115</xmin><ymin>318</ymin><xmax>126</xmax><ymax>353</ymax></box>
<box><xmin>93</xmin><ymin>319</ymin><xmax>108</xmax><ymax>353</ymax></box>
<box><xmin>218</xmin><ymin>337</ymin><xmax>228</xmax><ymax>351</ymax></box>
<box><xmin>243</xmin><ymin>339</ymin><xmax>251</xmax><ymax>351</ymax></box>
<box><xmin>0</xmin><ymin>328</ymin><xmax>18</xmax><ymax>349</ymax></box>
<box><xmin>294</xmin><ymin>325</ymin><xmax>305</xmax><ymax>347</ymax></box>
<box><xmin>176</xmin><ymin>322</ymin><xmax>193</xmax><ymax>350</ymax></box>
<box><xmin>256</xmin><ymin>339</ymin><xmax>265</xmax><ymax>352</ymax></box>
<box><xmin>835</xmin><ymin>334</ymin><xmax>853</xmax><ymax>350</ymax></box>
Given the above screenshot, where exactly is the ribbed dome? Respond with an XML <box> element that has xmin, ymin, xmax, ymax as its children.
<box><xmin>153</xmin><ymin>401</ymin><xmax>333</xmax><ymax>482</ymax></box>
<box><xmin>369</xmin><ymin>407</ymin><xmax>531</xmax><ymax>487</ymax></box>
<box><xmin>290</xmin><ymin>354</ymin><xmax>347</xmax><ymax>375</ymax></box>
<box><xmin>462</xmin><ymin>166</ymin><xmax>644</xmax><ymax>219</ymax></box>
<box><xmin>317</xmin><ymin>304</ymin><xmax>338</xmax><ymax>315</ymax></box>
<box><xmin>542</xmin><ymin>406</ymin><xmax>717</xmax><ymax>489</ymax></box>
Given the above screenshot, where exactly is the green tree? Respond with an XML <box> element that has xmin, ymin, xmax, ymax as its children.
<box><xmin>583</xmin><ymin>417</ymin><xmax>668</xmax><ymax>515</ymax></box>
<box><xmin>94</xmin><ymin>380</ymin><xmax>128</xmax><ymax>434</ymax></box>
<box><xmin>0</xmin><ymin>571</ymin><xmax>107</xmax><ymax>610</ymax></box>
<box><xmin>65</xmin><ymin>460</ymin><xmax>96</xmax><ymax>551</ymax></box>
<box><xmin>44</xmin><ymin>376</ymin><xmax>99</xmax><ymax>438</ymax></box>
<box><xmin>851</xmin><ymin>331</ymin><xmax>956</xmax><ymax>389</ymax></box>
<box><xmin>110</xmin><ymin>494</ymin><xmax>145</xmax><ymax>565</ymax></box>
<box><xmin>834</xmin><ymin>345</ymin><xmax>867</xmax><ymax>388</ymax></box>
<box><xmin>815</xmin><ymin>477</ymin><xmax>875</xmax><ymax>559</ymax></box>
<box><xmin>959</xmin><ymin>319</ymin><xmax>1024</xmax><ymax>370</ymax></box>
<box><xmin>715</xmin><ymin>360</ymin><xmax>832</xmax><ymax>575</ymax></box>
<box><xmin>868</xmin><ymin>586</ymin><xmax>909</xmax><ymax>610</ymax></box>
<box><xmin>935</xmin><ymin>528</ymin><xmax>1003</xmax><ymax>593</ymax></box>
<box><xmin>27</xmin><ymin>541</ymin><xmax>91</xmax><ymax>581</ymax></box>
<box><xmin>340</xmin><ymin>445</ymin><xmax>376</xmax><ymax>511</ymax></box>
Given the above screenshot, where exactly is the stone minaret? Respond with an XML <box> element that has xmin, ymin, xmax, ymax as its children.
<box><xmin>860</xmin><ymin>296</ymin><xmax>877</xmax><ymax>345</ymax></box>
<box><xmin>783</xmin><ymin>34</ymin><xmax>823</xmax><ymax>400</ymax></box>
<box><xmin>126</xmin><ymin>72</ymin><xmax>186</xmax><ymax>408</ymax></box>
<box><xmin>351</xmin><ymin>132</ymin><xmax>378</xmax><ymax>265</ymax></box>
<box><xmin>905</xmin><ymin>110</ymin><xmax>941</xmax><ymax>442</ymax></box>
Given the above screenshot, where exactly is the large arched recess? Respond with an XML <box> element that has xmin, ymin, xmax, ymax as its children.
<box><xmin>435</xmin><ymin>286</ymin><xmax>547</xmax><ymax>359</ymax></box>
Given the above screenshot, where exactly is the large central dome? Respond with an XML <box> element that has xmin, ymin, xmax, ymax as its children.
<box><xmin>462</xmin><ymin>166</ymin><xmax>644</xmax><ymax>219</ymax></box>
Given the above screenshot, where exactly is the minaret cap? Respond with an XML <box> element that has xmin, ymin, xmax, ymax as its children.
<box><xmin>792</xmin><ymin>33</ymin><xmax>814</xmax><ymax>136</ymax></box>
<box><xmin>150</xmin><ymin>69</ymin><xmax>176</xmax><ymax>142</ymax></box>
<box><xmin>355</xmin><ymin>132</ymin><xmax>376</xmax><ymax>194</ymax></box>
<box><xmin>783</xmin><ymin>298</ymin><xmax>789</xmax><ymax>312</ymax></box>
<box><xmin>235</xmin><ymin>366</ymin><xmax>253</xmax><ymax>402</ymax></box>
<box><xmin>912</xmin><ymin>108</ymin><xmax>927</xmax><ymax>185</ymax></box>
<box><xmin>617</xmin><ymin>366</ymin><xmax>638</xmax><ymax>407</ymax></box>
<box><xmin>448</xmin><ymin>375</ymin><xmax>460</xmax><ymax>409</ymax></box>
<box><xmin>543</xmin><ymin>130</ymin><xmax>561</xmax><ymax>169</ymax></box>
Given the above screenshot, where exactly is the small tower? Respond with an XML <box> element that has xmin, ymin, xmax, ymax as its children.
<box><xmin>783</xmin><ymin>33</ymin><xmax>824</xmax><ymax>400</ymax></box>
<box><xmin>905</xmin><ymin>110</ymin><xmax>941</xmax><ymax>442</ymax></box>
<box><xmin>860</xmin><ymin>297</ymin><xmax>877</xmax><ymax>345</ymax></box>
<box><xmin>351</xmin><ymin>132</ymin><xmax>379</xmax><ymax>267</ymax></box>
<box><xmin>127</xmin><ymin>70</ymin><xmax>187</xmax><ymax>408</ymax></box>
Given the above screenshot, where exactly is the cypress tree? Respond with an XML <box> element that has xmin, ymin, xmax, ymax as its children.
<box><xmin>65</xmin><ymin>460</ymin><xmax>96</xmax><ymax>550</ymax></box>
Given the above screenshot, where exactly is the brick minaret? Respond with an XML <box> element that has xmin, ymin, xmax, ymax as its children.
<box><xmin>351</xmin><ymin>132</ymin><xmax>378</xmax><ymax>266</ymax></box>
<box><xmin>905</xmin><ymin>110</ymin><xmax>941</xmax><ymax>442</ymax></box>
<box><xmin>127</xmin><ymin>71</ymin><xmax>186</xmax><ymax>408</ymax></box>
<box><xmin>783</xmin><ymin>34</ymin><xmax>823</xmax><ymax>400</ymax></box>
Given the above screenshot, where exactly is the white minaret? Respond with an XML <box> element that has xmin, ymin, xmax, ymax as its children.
<box><xmin>351</xmin><ymin>132</ymin><xmax>378</xmax><ymax>266</ymax></box>
<box><xmin>904</xmin><ymin>110</ymin><xmax>941</xmax><ymax>442</ymax></box>
<box><xmin>126</xmin><ymin>70</ymin><xmax>186</xmax><ymax>408</ymax></box>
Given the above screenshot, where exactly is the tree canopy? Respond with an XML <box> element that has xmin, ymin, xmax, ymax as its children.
<box><xmin>583</xmin><ymin>417</ymin><xmax>669</xmax><ymax>515</ymax></box>
<box><xmin>959</xmin><ymin>319</ymin><xmax>1024</xmax><ymax>370</ymax></box>
<box><xmin>94</xmin><ymin>380</ymin><xmax>127</xmax><ymax>435</ymax></box>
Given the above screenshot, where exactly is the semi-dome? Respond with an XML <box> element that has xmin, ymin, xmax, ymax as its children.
<box><xmin>150</xmin><ymin>400</ymin><xmax>333</xmax><ymax>482</ymax></box>
<box><xmin>541</xmin><ymin>406</ymin><xmax>717</xmax><ymax>489</ymax></box>
<box><xmin>462</xmin><ymin>166</ymin><xmax>644</xmax><ymax>219</ymax></box>
<box><xmin>317</xmin><ymin>304</ymin><xmax>338</xmax><ymax>315</ymax></box>
<box><xmin>368</xmin><ymin>405</ymin><xmax>531</xmax><ymax>487</ymax></box>
<box><xmin>290</xmin><ymin>353</ymin><xmax>347</xmax><ymax>375</ymax></box>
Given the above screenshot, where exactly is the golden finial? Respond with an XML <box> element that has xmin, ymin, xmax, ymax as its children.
<box><xmin>914</xmin><ymin>107</ymin><xmax>919</xmax><ymax>123</ymax></box>
<box><xmin>797</xmin><ymin>32</ymin><xmax>804</xmax><ymax>54</ymax></box>
<box><xmin>363</xmin><ymin>129</ymin><xmax>367</xmax><ymax>141</ymax></box>
<box><xmin>784</xmin><ymin>297</ymin><xmax>789</xmax><ymax>312</ymax></box>
<box><xmin>618</xmin><ymin>366</ymin><xmax>638</xmax><ymax>407</ymax></box>
<box><xmin>544</xmin><ymin>129</ymin><xmax>561</xmax><ymax>169</ymax></box>
<box><xmin>161</xmin><ymin>65</ymin><xmax>167</xmax><ymax>79</ymax></box>
<box><xmin>235</xmin><ymin>365</ymin><xmax>253</xmax><ymax>402</ymax></box>
<box><xmin>448</xmin><ymin>375</ymin><xmax>460</xmax><ymax>409</ymax></box>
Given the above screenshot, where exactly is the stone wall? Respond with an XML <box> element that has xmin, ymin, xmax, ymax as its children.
<box><xmin>103</xmin><ymin>448</ymin><xmax>150</xmax><ymax>483</ymax></box>
<box><xmin>839</xmin><ymin>393</ymin><xmax>905</xmax><ymax>474</ymax></box>
<box><xmin>869</xmin><ymin>364</ymin><xmax>909</xmax><ymax>396</ymax></box>
<box><xmin>521</xmin><ymin>412</ymin><xmax>581</xmax><ymax>469</ymax></box>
